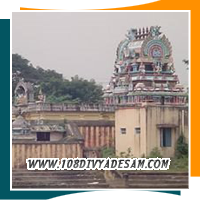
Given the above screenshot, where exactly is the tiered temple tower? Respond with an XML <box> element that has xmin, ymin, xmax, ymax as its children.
<box><xmin>103</xmin><ymin>26</ymin><xmax>187</xmax><ymax>105</ymax></box>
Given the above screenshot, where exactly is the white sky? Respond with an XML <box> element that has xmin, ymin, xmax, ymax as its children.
<box><xmin>12</xmin><ymin>12</ymin><xmax>189</xmax><ymax>87</ymax></box>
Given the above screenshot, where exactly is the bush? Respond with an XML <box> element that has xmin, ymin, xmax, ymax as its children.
<box><xmin>101</xmin><ymin>147</ymin><xmax>115</xmax><ymax>158</ymax></box>
<box><xmin>101</xmin><ymin>147</ymin><xmax>134</xmax><ymax>158</ymax></box>
<box><xmin>118</xmin><ymin>148</ymin><xmax>134</xmax><ymax>158</ymax></box>
<box><xmin>148</xmin><ymin>147</ymin><xmax>162</xmax><ymax>158</ymax></box>
<box><xmin>170</xmin><ymin>156</ymin><xmax>188</xmax><ymax>172</ymax></box>
<box><xmin>175</xmin><ymin>135</ymin><xmax>188</xmax><ymax>158</ymax></box>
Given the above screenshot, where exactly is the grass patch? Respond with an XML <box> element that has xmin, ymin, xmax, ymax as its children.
<box><xmin>168</xmin><ymin>156</ymin><xmax>188</xmax><ymax>172</ymax></box>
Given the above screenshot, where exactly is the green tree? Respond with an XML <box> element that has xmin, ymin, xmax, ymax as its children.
<box><xmin>12</xmin><ymin>54</ymin><xmax>103</xmax><ymax>104</ymax></box>
<box><xmin>175</xmin><ymin>135</ymin><xmax>188</xmax><ymax>159</ymax></box>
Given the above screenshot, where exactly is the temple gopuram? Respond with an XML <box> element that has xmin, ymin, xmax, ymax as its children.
<box><xmin>103</xmin><ymin>26</ymin><xmax>187</xmax><ymax>105</ymax></box>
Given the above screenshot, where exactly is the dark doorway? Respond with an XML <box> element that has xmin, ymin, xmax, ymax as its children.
<box><xmin>161</xmin><ymin>96</ymin><xmax>165</xmax><ymax>105</ymax></box>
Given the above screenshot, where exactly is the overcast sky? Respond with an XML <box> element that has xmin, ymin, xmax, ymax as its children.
<box><xmin>12</xmin><ymin>12</ymin><xmax>189</xmax><ymax>87</ymax></box>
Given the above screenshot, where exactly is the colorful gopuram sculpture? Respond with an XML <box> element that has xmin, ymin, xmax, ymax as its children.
<box><xmin>103</xmin><ymin>26</ymin><xmax>187</xmax><ymax>105</ymax></box>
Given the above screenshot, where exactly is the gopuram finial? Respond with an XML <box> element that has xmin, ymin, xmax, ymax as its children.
<box><xmin>126</xmin><ymin>28</ymin><xmax>137</xmax><ymax>41</ymax></box>
<box><xmin>150</xmin><ymin>26</ymin><xmax>162</xmax><ymax>37</ymax></box>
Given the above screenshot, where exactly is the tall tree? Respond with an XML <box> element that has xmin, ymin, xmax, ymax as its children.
<box><xmin>12</xmin><ymin>54</ymin><xmax>103</xmax><ymax>104</ymax></box>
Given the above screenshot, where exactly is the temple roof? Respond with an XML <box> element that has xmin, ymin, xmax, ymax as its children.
<box><xmin>63</xmin><ymin>122</ymin><xmax>84</xmax><ymax>141</ymax></box>
<box><xmin>12</xmin><ymin>115</ymin><xmax>30</xmax><ymax>129</ymax></box>
<box><xmin>103</xmin><ymin>26</ymin><xmax>187</xmax><ymax>105</ymax></box>
<box><xmin>31</xmin><ymin>124</ymin><xmax>65</xmax><ymax>133</ymax></box>
<box><xmin>115</xmin><ymin>26</ymin><xmax>172</xmax><ymax>65</ymax></box>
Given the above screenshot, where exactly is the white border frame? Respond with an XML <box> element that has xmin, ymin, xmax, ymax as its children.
<box><xmin>10</xmin><ymin>10</ymin><xmax>191</xmax><ymax>192</ymax></box>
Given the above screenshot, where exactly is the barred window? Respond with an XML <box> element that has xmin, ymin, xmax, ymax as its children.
<box><xmin>37</xmin><ymin>132</ymin><xmax>50</xmax><ymax>141</ymax></box>
<box><xmin>160</xmin><ymin>128</ymin><xmax>172</xmax><ymax>147</ymax></box>
<box><xmin>135</xmin><ymin>127</ymin><xmax>141</xmax><ymax>134</ymax></box>
<box><xmin>120</xmin><ymin>128</ymin><xmax>126</xmax><ymax>134</ymax></box>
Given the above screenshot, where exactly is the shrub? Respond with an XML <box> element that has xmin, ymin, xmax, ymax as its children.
<box><xmin>170</xmin><ymin>156</ymin><xmax>188</xmax><ymax>171</ymax></box>
<box><xmin>101</xmin><ymin>147</ymin><xmax>134</xmax><ymax>158</ymax></box>
<box><xmin>101</xmin><ymin>147</ymin><xmax>115</xmax><ymax>158</ymax></box>
<box><xmin>118</xmin><ymin>148</ymin><xmax>134</xmax><ymax>158</ymax></box>
<box><xmin>175</xmin><ymin>135</ymin><xmax>188</xmax><ymax>158</ymax></box>
<box><xmin>148</xmin><ymin>147</ymin><xmax>162</xmax><ymax>158</ymax></box>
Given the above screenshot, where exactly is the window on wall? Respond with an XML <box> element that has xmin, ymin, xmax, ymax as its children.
<box><xmin>135</xmin><ymin>127</ymin><xmax>141</xmax><ymax>134</ymax></box>
<box><xmin>120</xmin><ymin>128</ymin><xmax>126</xmax><ymax>134</ymax></box>
<box><xmin>37</xmin><ymin>132</ymin><xmax>50</xmax><ymax>141</ymax></box>
<box><xmin>160</xmin><ymin>128</ymin><xmax>172</xmax><ymax>147</ymax></box>
<box><xmin>145</xmin><ymin>64</ymin><xmax>153</xmax><ymax>71</ymax></box>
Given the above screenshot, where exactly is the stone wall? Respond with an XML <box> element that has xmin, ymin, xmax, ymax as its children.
<box><xmin>79</xmin><ymin>126</ymin><xmax>115</xmax><ymax>149</ymax></box>
<box><xmin>12</xmin><ymin>142</ymin><xmax>83</xmax><ymax>168</ymax></box>
<box><xmin>115</xmin><ymin>104</ymin><xmax>188</xmax><ymax>158</ymax></box>
<box><xmin>74</xmin><ymin>120</ymin><xmax>115</xmax><ymax>149</ymax></box>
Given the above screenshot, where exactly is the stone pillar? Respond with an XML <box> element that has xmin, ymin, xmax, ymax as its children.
<box><xmin>90</xmin><ymin>126</ymin><xmax>94</xmax><ymax>148</ymax></box>
<box><xmin>85</xmin><ymin>127</ymin><xmax>89</xmax><ymax>148</ymax></box>
<box><xmin>96</xmin><ymin>126</ymin><xmax>100</xmax><ymax>147</ymax></box>
<box><xmin>106</xmin><ymin>127</ymin><xmax>110</xmax><ymax>147</ymax></box>
<box><xmin>100</xmin><ymin>127</ymin><xmax>104</xmax><ymax>147</ymax></box>
<box><xmin>111</xmin><ymin>126</ymin><xmax>115</xmax><ymax>147</ymax></box>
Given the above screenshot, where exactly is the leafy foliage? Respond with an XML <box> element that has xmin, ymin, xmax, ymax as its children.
<box><xmin>101</xmin><ymin>147</ymin><xmax>134</xmax><ymax>158</ymax></box>
<box><xmin>175</xmin><ymin>135</ymin><xmax>188</xmax><ymax>159</ymax></box>
<box><xmin>12</xmin><ymin>54</ymin><xmax>103</xmax><ymax>104</ymax></box>
<box><xmin>183</xmin><ymin>59</ymin><xmax>189</xmax><ymax>70</ymax></box>
<box><xmin>119</xmin><ymin>147</ymin><xmax>134</xmax><ymax>158</ymax></box>
<box><xmin>169</xmin><ymin>156</ymin><xmax>188</xmax><ymax>172</ymax></box>
<box><xmin>101</xmin><ymin>147</ymin><xmax>115</xmax><ymax>158</ymax></box>
<box><xmin>148</xmin><ymin>147</ymin><xmax>162</xmax><ymax>158</ymax></box>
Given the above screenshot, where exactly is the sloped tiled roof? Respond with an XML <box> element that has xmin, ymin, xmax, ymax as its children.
<box><xmin>60</xmin><ymin>122</ymin><xmax>84</xmax><ymax>142</ymax></box>
<box><xmin>31</xmin><ymin>125</ymin><xmax>65</xmax><ymax>133</ymax></box>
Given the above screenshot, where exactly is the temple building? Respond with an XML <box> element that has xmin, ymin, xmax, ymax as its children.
<box><xmin>12</xmin><ymin>115</ymin><xmax>31</xmax><ymax>135</ymax></box>
<box><xmin>115</xmin><ymin>104</ymin><xmax>188</xmax><ymax>157</ymax></box>
<box><xmin>103</xmin><ymin>26</ymin><xmax>187</xmax><ymax>105</ymax></box>
<box><xmin>12</xmin><ymin>26</ymin><xmax>189</xmax><ymax>166</ymax></box>
<box><xmin>108</xmin><ymin>26</ymin><xmax>188</xmax><ymax>157</ymax></box>
<box><xmin>14</xmin><ymin>81</ymin><xmax>35</xmax><ymax>106</ymax></box>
